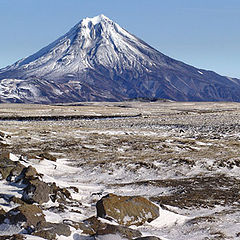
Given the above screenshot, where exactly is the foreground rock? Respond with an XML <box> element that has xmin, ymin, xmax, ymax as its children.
<box><xmin>5</xmin><ymin>203</ymin><xmax>45</xmax><ymax>228</ymax></box>
<box><xmin>96</xmin><ymin>193</ymin><xmax>160</xmax><ymax>226</ymax></box>
<box><xmin>64</xmin><ymin>216</ymin><xmax>142</xmax><ymax>239</ymax></box>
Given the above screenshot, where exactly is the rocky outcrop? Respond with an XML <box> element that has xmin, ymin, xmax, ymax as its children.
<box><xmin>0</xmin><ymin>153</ymin><xmax>75</xmax><ymax>239</ymax></box>
<box><xmin>96</xmin><ymin>193</ymin><xmax>160</xmax><ymax>226</ymax></box>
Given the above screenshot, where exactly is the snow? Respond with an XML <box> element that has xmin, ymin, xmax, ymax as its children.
<box><xmin>149</xmin><ymin>208</ymin><xmax>189</xmax><ymax>228</ymax></box>
<box><xmin>0</xmin><ymin>180</ymin><xmax>24</xmax><ymax>211</ymax></box>
<box><xmin>81</xmin><ymin>14</ymin><xmax>110</xmax><ymax>26</ymax></box>
<box><xmin>0</xmin><ymin>223</ymin><xmax>22</xmax><ymax>236</ymax></box>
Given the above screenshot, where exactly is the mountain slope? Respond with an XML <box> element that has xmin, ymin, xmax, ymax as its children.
<box><xmin>0</xmin><ymin>14</ymin><xmax>240</xmax><ymax>103</ymax></box>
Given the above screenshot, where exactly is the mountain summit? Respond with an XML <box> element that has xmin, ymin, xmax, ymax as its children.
<box><xmin>0</xmin><ymin>14</ymin><xmax>240</xmax><ymax>103</ymax></box>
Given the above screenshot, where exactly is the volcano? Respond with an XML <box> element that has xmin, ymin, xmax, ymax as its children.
<box><xmin>0</xmin><ymin>14</ymin><xmax>240</xmax><ymax>103</ymax></box>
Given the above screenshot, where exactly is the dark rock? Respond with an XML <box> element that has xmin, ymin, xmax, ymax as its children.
<box><xmin>64</xmin><ymin>216</ymin><xmax>142</xmax><ymax>239</ymax></box>
<box><xmin>22</xmin><ymin>179</ymin><xmax>51</xmax><ymax>204</ymax></box>
<box><xmin>21</xmin><ymin>177</ymin><xmax>73</xmax><ymax>205</ymax></box>
<box><xmin>96</xmin><ymin>194</ymin><xmax>159</xmax><ymax>226</ymax></box>
<box><xmin>6</xmin><ymin>203</ymin><xmax>45</xmax><ymax>228</ymax></box>
<box><xmin>0</xmin><ymin>131</ymin><xmax>10</xmax><ymax>138</ymax></box>
<box><xmin>48</xmin><ymin>204</ymin><xmax>67</xmax><ymax>213</ymax></box>
<box><xmin>68</xmin><ymin>185</ymin><xmax>79</xmax><ymax>193</ymax></box>
<box><xmin>38</xmin><ymin>152</ymin><xmax>57</xmax><ymax>162</ymax></box>
<box><xmin>0</xmin><ymin>207</ymin><xmax>6</xmax><ymax>223</ymax></box>
<box><xmin>6</xmin><ymin>161</ymin><xmax>26</xmax><ymax>182</ymax></box>
<box><xmin>22</xmin><ymin>165</ymin><xmax>40</xmax><ymax>180</ymax></box>
<box><xmin>0</xmin><ymin>152</ymin><xmax>17</xmax><ymax>179</ymax></box>
<box><xmin>49</xmin><ymin>183</ymin><xmax>72</xmax><ymax>204</ymax></box>
<box><xmin>9</xmin><ymin>196</ymin><xmax>26</xmax><ymax>205</ymax></box>
<box><xmin>33</xmin><ymin>222</ymin><xmax>71</xmax><ymax>240</ymax></box>
<box><xmin>134</xmin><ymin>237</ymin><xmax>163</xmax><ymax>240</ymax></box>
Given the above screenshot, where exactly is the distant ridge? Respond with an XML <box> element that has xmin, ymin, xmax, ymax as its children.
<box><xmin>0</xmin><ymin>14</ymin><xmax>240</xmax><ymax>103</ymax></box>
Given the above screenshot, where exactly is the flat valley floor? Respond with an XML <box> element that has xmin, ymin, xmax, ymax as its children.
<box><xmin>1</xmin><ymin>101</ymin><xmax>240</xmax><ymax>239</ymax></box>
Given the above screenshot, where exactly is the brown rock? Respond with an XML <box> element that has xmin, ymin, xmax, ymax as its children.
<box><xmin>6</xmin><ymin>203</ymin><xmax>45</xmax><ymax>227</ymax></box>
<box><xmin>96</xmin><ymin>194</ymin><xmax>159</xmax><ymax>226</ymax></box>
<box><xmin>9</xmin><ymin>196</ymin><xmax>26</xmax><ymax>205</ymax></box>
<box><xmin>0</xmin><ymin>207</ymin><xmax>6</xmax><ymax>223</ymax></box>
<box><xmin>64</xmin><ymin>216</ymin><xmax>142</xmax><ymax>239</ymax></box>
<box><xmin>23</xmin><ymin>165</ymin><xmax>39</xmax><ymax>180</ymax></box>
<box><xmin>0</xmin><ymin>152</ymin><xmax>17</xmax><ymax>179</ymax></box>
<box><xmin>6</xmin><ymin>161</ymin><xmax>26</xmax><ymax>182</ymax></box>
<box><xmin>22</xmin><ymin>179</ymin><xmax>51</xmax><ymax>204</ymax></box>
<box><xmin>33</xmin><ymin>222</ymin><xmax>71</xmax><ymax>240</ymax></box>
<box><xmin>50</xmin><ymin>183</ymin><xmax>72</xmax><ymax>203</ymax></box>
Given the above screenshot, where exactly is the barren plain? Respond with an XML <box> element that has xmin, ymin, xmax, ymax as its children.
<box><xmin>0</xmin><ymin>101</ymin><xmax>240</xmax><ymax>239</ymax></box>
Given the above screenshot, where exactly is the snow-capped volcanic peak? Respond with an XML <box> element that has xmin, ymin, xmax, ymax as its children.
<box><xmin>3</xmin><ymin>14</ymin><xmax>152</xmax><ymax>78</ymax></box>
<box><xmin>1</xmin><ymin>14</ymin><xmax>240</xmax><ymax>103</ymax></box>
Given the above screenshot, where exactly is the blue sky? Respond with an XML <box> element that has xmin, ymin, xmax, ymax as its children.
<box><xmin>0</xmin><ymin>0</ymin><xmax>240</xmax><ymax>78</ymax></box>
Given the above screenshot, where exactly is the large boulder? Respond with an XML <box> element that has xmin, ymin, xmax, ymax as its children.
<box><xmin>96</xmin><ymin>194</ymin><xmax>160</xmax><ymax>226</ymax></box>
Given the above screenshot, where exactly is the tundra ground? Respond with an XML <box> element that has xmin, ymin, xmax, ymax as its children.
<box><xmin>1</xmin><ymin>101</ymin><xmax>240</xmax><ymax>239</ymax></box>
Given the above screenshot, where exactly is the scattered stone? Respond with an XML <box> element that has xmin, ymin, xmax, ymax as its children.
<box><xmin>96</xmin><ymin>194</ymin><xmax>159</xmax><ymax>226</ymax></box>
<box><xmin>38</xmin><ymin>152</ymin><xmax>57</xmax><ymax>162</ymax></box>
<box><xmin>68</xmin><ymin>185</ymin><xmax>79</xmax><ymax>193</ymax></box>
<box><xmin>0</xmin><ymin>131</ymin><xmax>10</xmax><ymax>139</ymax></box>
<box><xmin>50</xmin><ymin>183</ymin><xmax>72</xmax><ymax>204</ymax></box>
<box><xmin>48</xmin><ymin>203</ymin><xmax>67</xmax><ymax>213</ymax></box>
